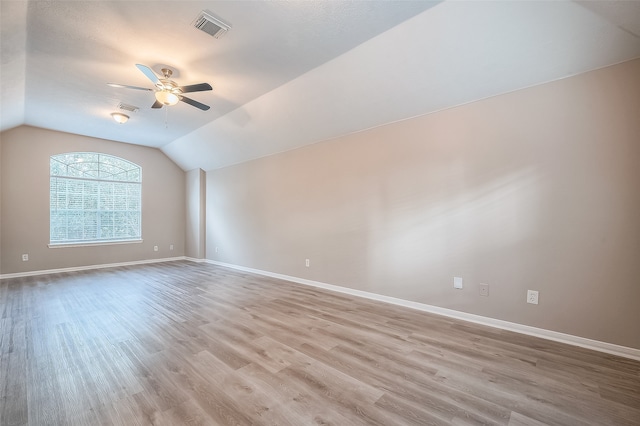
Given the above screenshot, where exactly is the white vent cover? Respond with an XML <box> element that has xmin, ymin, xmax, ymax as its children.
<box><xmin>117</xmin><ymin>103</ymin><xmax>139</xmax><ymax>113</ymax></box>
<box><xmin>193</xmin><ymin>10</ymin><xmax>231</xmax><ymax>39</ymax></box>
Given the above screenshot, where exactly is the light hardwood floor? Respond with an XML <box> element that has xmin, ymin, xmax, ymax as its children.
<box><xmin>1</xmin><ymin>261</ymin><xmax>639</xmax><ymax>425</ymax></box>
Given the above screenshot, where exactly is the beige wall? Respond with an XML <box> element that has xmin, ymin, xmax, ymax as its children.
<box><xmin>206</xmin><ymin>59</ymin><xmax>640</xmax><ymax>349</ymax></box>
<box><xmin>0</xmin><ymin>126</ymin><xmax>185</xmax><ymax>274</ymax></box>
<box><xmin>185</xmin><ymin>168</ymin><xmax>206</xmax><ymax>259</ymax></box>
<box><xmin>0</xmin><ymin>134</ymin><xmax>2</xmax><ymax>274</ymax></box>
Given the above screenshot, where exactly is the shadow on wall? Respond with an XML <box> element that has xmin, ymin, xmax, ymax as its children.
<box><xmin>368</xmin><ymin>166</ymin><xmax>543</xmax><ymax>286</ymax></box>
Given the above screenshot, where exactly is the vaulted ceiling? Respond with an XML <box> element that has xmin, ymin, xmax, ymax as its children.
<box><xmin>2</xmin><ymin>1</ymin><xmax>640</xmax><ymax>171</ymax></box>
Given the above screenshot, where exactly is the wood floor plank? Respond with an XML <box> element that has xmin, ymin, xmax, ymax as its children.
<box><xmin>161</xmin><ymin>398</ymin><xmax>220</xmax><ymax>426</ymax></box>
<box><xmin>1</xmin><ymin>261</ymin><xmax>639</xmax><ymax>425</ymax></box>
<box><xmin>118</xmin><ymin>340</ymin><xmax>192</xmax><ymax>412</ymax></box>
<box><xmin>1</xmin><ymin>352</ymin><xmax>28</xmax><ymax>426</ymax></box>
<box><xmin>508</xmin><ymin>411</ymin><xmax>552</xmax><ymax>426</ymax></box>
<box><xmin>301</xmin><ymin>341</ymin><xmax>511</xmax><ymax>425</ymax></box>
<box><xmin>374</xmin><ymin>392</ymin><xmax>454</xmax><ymax>426</ymax></box>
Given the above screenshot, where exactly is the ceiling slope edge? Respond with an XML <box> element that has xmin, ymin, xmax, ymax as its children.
<box><xmin>163</xmin><ymin>1</ymin><xmax>640</xmax><ymax>172</ymax></box>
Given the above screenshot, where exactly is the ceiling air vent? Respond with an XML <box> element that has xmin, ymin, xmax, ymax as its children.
<box><xmin>193</xmin><ymin>10</ymin><xmax>231</xmax><ymax>39</ymax></box>
<box><xmin>117</xmin><ymin>103</ymin><xmax>139</xmax><ymax>113</ymax></box>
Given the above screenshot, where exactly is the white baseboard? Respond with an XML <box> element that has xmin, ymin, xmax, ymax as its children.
<box><xmin>0</xmin><ymin>256</ymin><xmax>187</xmax><ymax>280</ymax></box>
<box><xmin>184</xmin><ymin>257</ymin><xmax>208</xmax><ymax>263</ymax></box>
<box><xmin>201</xmin><ymin>259</ymin><xmax>640</xmax><ymax>361</ymax></box>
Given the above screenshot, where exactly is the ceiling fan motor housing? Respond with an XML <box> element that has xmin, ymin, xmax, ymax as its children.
<box><xmin>109</xmin><ymin>64</ymin><xmax>212</xmax><ymax>110</ymax></box>
<box><xmin>155</xmin><ymin>71</ymin><xmax>182</xmax><ymax>105</ymax></box>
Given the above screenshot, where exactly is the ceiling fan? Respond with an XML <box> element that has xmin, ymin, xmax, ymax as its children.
<box><xmin>108</xmin><ymin>64</ymin><xmax>212</xmax><ymax>111</ymax></box>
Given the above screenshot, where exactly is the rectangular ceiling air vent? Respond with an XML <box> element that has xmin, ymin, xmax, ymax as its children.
<box><xmin>193</xmin><ymin>10</ymin><xmax>231</xmax><ymax>39</ymax></box>
<box><xmin>117</xmin><ymin>103</ymin><xmax>139</xmax><ymax>113</ymax></box>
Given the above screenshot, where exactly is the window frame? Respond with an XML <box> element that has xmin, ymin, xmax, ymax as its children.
<box><xmin>49</xmin><ymin>152</ymin><xmax>143</xmax><ymax>247</ymax></box>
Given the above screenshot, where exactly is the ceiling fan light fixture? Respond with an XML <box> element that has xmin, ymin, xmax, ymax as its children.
<box><xmin>111</xmin><ymin>112</ymin><xmax>129</xmax><ymax>124</ymax></box>
<box><xmin>155</xmin><ymin>90</ymin><xmax>179</xmax><ymax>106</ymax></box>
<box><xmin>111</xmin><ymin>64</ymin><xmax>211</xmax><ymax>111</ymax></box>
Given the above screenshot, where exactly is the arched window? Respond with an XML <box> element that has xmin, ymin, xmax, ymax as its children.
<box><xmin>50</xmin><ymin>152</ymin><xmax>142</xmax><ymax>245</ymax></box>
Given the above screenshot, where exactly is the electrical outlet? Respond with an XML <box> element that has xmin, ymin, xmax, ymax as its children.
<box><xmin>22</xmin><ymin>254</ymin><xmax>29</xmax><ymax>261</ymax></box>
<box><xmin>527</xmin><ymin>290</ymin><xmax>539</xmax><ymax>305</ymax></box>
<box><xmin>170</xmin><ymin>244</ymin><xmax>174</xmax><ymax>251</ymax></box>
<box><xmin>479</xmin><ymin>283</ymin><xmax>489</xmax><ymax>297</ymax></box>
<box><xmin>154</xmin><ymin>245</ymin><xmax>158</xmax><ymax>252</ymax></box>
<box><xmin>215</xmin><ymin>247</ymin><xmax>219</xmax><ymax>253</ymax></box>
<box><xmin>454</xmin><ymin>277</ymin><xmax>463</xmax><ymax>289</ymax></box>
<box><xmin>305</xmin><ymin>259</ymin><xmax>310</xmax><ymax>267</ymax></box>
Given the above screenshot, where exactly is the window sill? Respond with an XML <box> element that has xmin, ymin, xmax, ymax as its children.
<box><xmin>48</xmin><ymin>239</ymin><xmax>143</xmax><ymax>249</ymax></box>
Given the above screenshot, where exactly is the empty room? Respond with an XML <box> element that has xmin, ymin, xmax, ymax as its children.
<box><xmin>1</xmin><ymin>1</ymin><xmax>639</xmax><ymax>425</ymax></box>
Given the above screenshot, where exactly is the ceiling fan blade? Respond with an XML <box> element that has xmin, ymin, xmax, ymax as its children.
<box><xmin>178</xmin><ymin>83</ymin><xmax>213</xmax><ymax>93</ymax></box>
<box><xmin>151</xmin><ymin>100</ymin><xmax>164</xmax><ymax>109</ymax></box>
<box><xmin>107</xmin><ymin>83</ymin><xmax>153</xmax><ymax>91</ymax></box>
<box><xmin>135</xmin><ymin>64</ymin><xmax>160</xmax><ymax>85</ymax></box>
<box><xmin>179</xmin><ymin>95</ymin><xmax>210</xmax><ymax>111</ymax></box>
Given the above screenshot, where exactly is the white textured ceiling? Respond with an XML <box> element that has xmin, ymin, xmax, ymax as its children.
<box><xmin>0</xmin><ymin>1</ymin><xmax>437</xmax><ymax>146</ymax></box>
<box><xmin>2</xmin><ymin>1</ymin><xmax>640</xmax><ymax>171</ymax></box>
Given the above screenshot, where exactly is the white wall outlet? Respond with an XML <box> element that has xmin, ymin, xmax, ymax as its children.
<box><xmin>454</xmin><ymin>276</ymin><xmax>463</xmax><ymax>289</ymax></box>
<box><xmin>215</xmin><ymin>247</ymin><xmax>219</xmax><ymax>253</ymax></box>
<box><xmin>22</xmin><ymin>254</ymin><xmax>29</xmax><ymax>261</ymax></box>
<box><xmin>527</xmin><ymin>290</ymin><xmax>539</xmax><ymax>305</ymax></box>
<box><xmin>170</xmin><ymin>244</ymin><xmax>174</xmax><ymax>251</ymax></box>
<box><xmin>479</xmin><ymin>283</ymin><xmax>489</xmax><ymax>297</ymax></box>
<box><xmin>153</xmin><ymin>245</ymin><xmax>158</xmax><ymax>252</ymax></box>
<box><xmin>305</xmin><ymin>259</ymin><xmax>310</xmax><ymax>267</ymax></box>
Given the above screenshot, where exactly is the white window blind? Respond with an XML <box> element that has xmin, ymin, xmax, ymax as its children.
<box><xmin>50</xmin><ymin>152</ymin><xmax>142</xmax><ymax>245</ymax></box>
